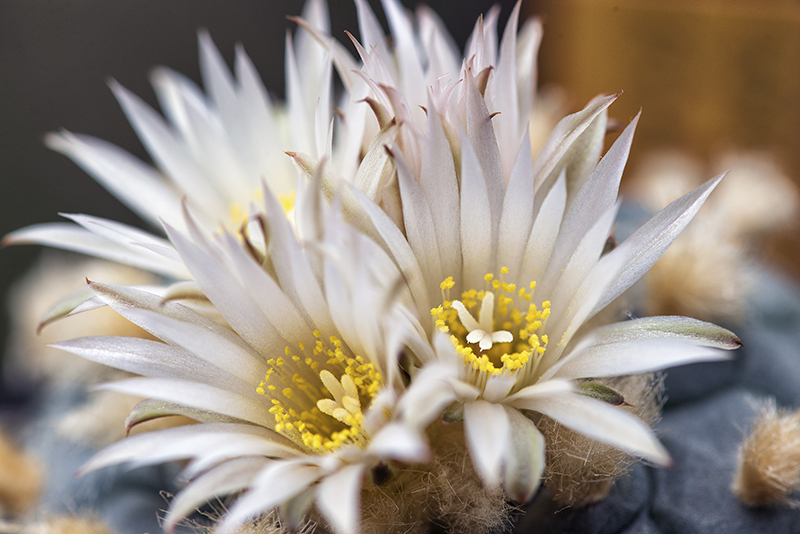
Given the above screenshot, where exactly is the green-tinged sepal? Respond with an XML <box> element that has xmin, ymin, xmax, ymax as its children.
<box><xmin>443</xmin><ymin>402</ymin><xmax>465</xmax><ymax>423</ymax></box>
<box><xmin>578</xmin><ymin>381</ymin><xmax>628</xmax><ymax>406</ymax></box>
<box><xmin>124</xmin><ymin>399</ymin><xmax>248</xmax><ymax>435</ymax></box>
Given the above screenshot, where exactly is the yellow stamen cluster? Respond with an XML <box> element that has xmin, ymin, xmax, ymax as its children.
<box><xmin>431</xmin><ymin>269</ymin><xmax>551</xmax><ymax>380</ymax></box>
<box><xmin>256</xmin><ymin>330</ymin><xmax>382</xmax><ymax>454</ymax></box>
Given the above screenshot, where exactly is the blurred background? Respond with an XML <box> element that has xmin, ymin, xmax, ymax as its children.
<box><xmin>1</xmin><ymin>0</ymin><xmax>799</xmax><ymax>399</ymax></box>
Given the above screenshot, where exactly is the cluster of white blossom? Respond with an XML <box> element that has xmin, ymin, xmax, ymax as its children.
<box><xmin>6</xmin><ymin>1</ymin><xmax>739</xmax><ymax>533</ymax></box>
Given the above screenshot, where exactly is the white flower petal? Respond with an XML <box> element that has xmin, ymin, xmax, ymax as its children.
<box><xmin>515</xmin><ymin>392</ymin><xmax>671</xmax><ymax>466</ymax></box>
<box><xmin>395</xmin><ymin>145</ymin><xmax>444</xmax><ymax>294</ymax></box>
<box><xmin>99</xmin><ymin>297</ymin><xmax>268</xmax><ymax>385</ymax></box>
<box><xmin>78</xmin><ymin>423</ymin><xmax>288</xmax><ymax>475</ymax></box>
<box><xmin>464</xmin><ymin>400</ymin><xmax>510</xmax><ymax>488</ymax></box>
<box><xmin>460</xmin><ymin>132</ymin><xmax>494</xmax><ymax>289</ymax></box>
<box><xmin>490</xmin><ymin>0</ymin><xmax>522</xmax><ymax>178</ymax></box>
<box><xmin>165</xmin><ymin>457</ymin><xmax>271</xmax><ymax>531</ymax></box>
<box><xmin>548</xmin><ymin>338</ymin><xmax>731</xmax><ymax>381</ymax></box>
<box><xmin>520</xmin><ymin>170</ymin><xmax>566</xmax><ymax>280</ymax></box>
<box><xmin>166</xmin><ymin>221</ymin><xmax>288</xmax><ymax>357</ymax></box>
<box><xmin>590</xmin><ymin>173</ymin><xmax>725</xmax><ymax>317</ymax></box>
<box><xmin>465</xmin><ymin>69</ymin><xmax>504</xmax><ymax>231</ymax></box>
<box><xmin>498</xmin><ymin>128</ymin><xmax>534</xmax><ymax>277</ymax></box>
<box><xmin>97</xmin><ymin>377</ymin><xmax>274</xmax><ymax>428</ymax></box>
<box><xmin>577</xmin><ymin>315</ymin><xmax>742</xmax><ymax>350</ymax></box>
<box><xmin>3</xmin><ymin>223</ymin><xmax>187</xmax><ymax>279</ymax></box>
<box><xmin>505</xmin><ymin>379</ymin><xmax>574</xmax><ymax>404</ymax></box>
<box><xmin>50</xmin><ymin>336</ymin><xmax>253</xmax><ymax>396</ymax></box>
<box><xmin>545</xmin><ymin>201</ymin><xmax>618</xmax><ymax>322</ymax></box>
<box><xmin>503</xmin><ymin>406</ymin><xmax>545</xmax><ymax>503</ymax></box>
<box><xmin>316</xmin><ymin>463</ymin><xmax>367</xmax><ymax>534</ymax></box>
<box><xmin>368</xmin><ymin>423</ymin><xmax>430</xmax><ymax>463</ymax></box>
<box><xmin>352</xmin><ymin>185</ymin><xmax>430</xmax><ymax>313</ymax></box>
<box><xmin>396</xmin><ymin>362</ymin><xmax>461</xmax><ymax>429</ymax></box>
<box><xmin>419</xmin><ymin>95</ymin><xmax>462</xmax><ymax>280</ymax></box>
<box><xmin>110</xmin><ymin>80</ymin><xmax>225</xmax><ymax>219</ymax></box>
<box><xmin>543</xmin><ymin>113</ymin><xmax>639</xmax><ymax>291</ymax></box>
<box><xmin>531</xmin><ymin>93</ymin><xmax>617</xmax><ymax>196</ymax></box>
<box><xmin>45</xmin><ymin>131</ymin><xmax>183</xmax><ymax>228</ymax></box>
<box><xmin>221</xmin><ymin>462</ymin><xmax>323</xmax><ymax>533</ymax></box>
<box><xmin>482</xmin><ymin>375</ymin><xmax>515</xmax><ymax>403</ymax></box>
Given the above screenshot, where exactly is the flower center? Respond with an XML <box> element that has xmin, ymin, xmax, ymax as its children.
<box><xmin>256</xmin><ymin>330</ymin><xmax>382</xmax><ymax>453</ymax></box>
<box><xmin>431</xmin><ymin>268</ymin><xmax>551</xmax><ymax>384</ymax></box>
<box><xmin>229</xmin><ymin>189</ymin><xmax>296</xmax><ymax>229</ymax></box>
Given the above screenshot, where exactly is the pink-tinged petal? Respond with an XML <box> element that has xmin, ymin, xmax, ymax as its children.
<box><xmin>515</xmin><ymin>392</ymin><xmax>671</xmax><ymax>466</ymax></box>
<box><xmin>381</xmin><ymin>0</ymin><xmax>426</xmax><ymax>109</ymax></box>
<box><xmin>490</xmin><ymin>0</ymin><xmax>521</xmax><ymax>179</ymax></box>
<box><xmin>316</xmin><ymin>463</ymin><xmax>367</xmax><ymax>534</ymax></box>
<box><xmin>464</xmin><ymin>5</ymin><xmax>499</xmax><ymax>72</ymax></box>
<box><xmin>354</xmin><ymin>0</ymin><xmax>390</xmax><ymax>68</ymax></box>
<box><xmin>590</xmin><ymin>173</ymin><xmax>725</xmax><ymax>317</ymax></box>
<box><xmin>464</xmin><ymin>400</ymin><xmax>510</xmax><ymax>488</ymax></box>
<box><xmin>465</xmin><ymin>69</ymin><xmax>504</xmax><ymax>228</ymax></box>
<box><xmin>221</xmin><ymin>462</ymin><xmax>323</xmax><ymax>533</ymax></box>
<box><xmin>353</xmin><ymin>123</ymin><xmax>398</xmax><ymax>201</ymax></box>
<box><xmin>417</xmin><ymin>6</ymin><xmax>461</xmax><ymax>87</ymax></box>
<box><xmin>514</xmin><ymin>18</ymin><xmax>543</xmax><ymax>131</ymax></box>
<box><xmin>164</xmin><ymin>457</ymin><xmax>271</xmax><ymax>532</ymax></box>
<box><xmin>547</xmin><ymin>338</ymin><xmax>731</xmax><ymax>381</ymax></box>
<box><xmin>503</xmin><ymin>406</ymin><xmax>545</xmax><ymax>503</ymax></box>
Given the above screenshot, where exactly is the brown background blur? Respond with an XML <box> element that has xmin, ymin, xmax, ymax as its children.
<box><xmin>528</xmin><ymin>0</ymin><xmax>800</xmax><ymax>276</ymax></box>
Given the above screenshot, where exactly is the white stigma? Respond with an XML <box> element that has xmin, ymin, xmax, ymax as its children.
<box><xmin>452</xmin><ymin>293</ymin><xmax>513</xmax><ymax>351</ymax></box>
<box><xmin>317</xmin><ymin>370</ymin><xmax>362</xmax><ymax>424</ymax></box>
